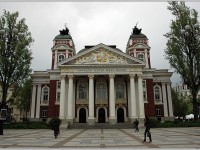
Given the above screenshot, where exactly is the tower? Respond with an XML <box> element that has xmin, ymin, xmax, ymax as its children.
<box><xmin>126</xmin><ymin>24</ymin><xmax>151</xmax><ymax>68</ymax></box>
<box><xmin>51</xmin><ymin>27</ymin><xmax>76</xmax><ymax>70</ymax></box>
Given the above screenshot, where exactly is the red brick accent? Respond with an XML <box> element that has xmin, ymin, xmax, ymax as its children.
<box><xmin>48</xmin><ymin>80</ymin><xmax>59</xmax><ymax>117</ymax></box>
<box><xmin>145</xmin><ymin>79</ymin><xmax>156</xmax><ymax>117</ymax></box>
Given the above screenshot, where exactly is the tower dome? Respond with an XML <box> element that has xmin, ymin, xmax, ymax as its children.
<box><xmin>126</xmin><ymin>24</ymin><xmax>151</xmax><ymax>69</ymax></box>
<box><xmin>51</xmin><ymin>27</ymin><xmax>76</xmax><ymax>70</ymax></box>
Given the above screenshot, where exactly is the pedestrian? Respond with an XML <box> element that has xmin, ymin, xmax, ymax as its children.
<box><xmin>133</xmin><ymin>118</ymin><xmax>139</xmax><ymax>132</ymax></box>
<box><xmin>143</xmin><ymin>116</ymin><xmax>152</xmax><ymax>142</ymax></box>
<box><xmin>52</xmin><ymin>119</ymin><xmax>60</xmax><ymax>139</ymax></box>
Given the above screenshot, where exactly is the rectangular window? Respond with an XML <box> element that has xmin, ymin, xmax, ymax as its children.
<box><xmin>156</xmin><ymin>109</ymin><xmax>161</xmax><ymax>116</ymax></box>
<box><xmin>143</xmin><ymin>91</ymin><xmax>146</xmax><ymax>100</ymax></box>
<box><xmin>57</xmin><ymin>81</ymin><xmax>61</xmax><ymax>89</ymax></box>
<box><xmin>143</xmin><ymin>80</ymin><xmax>146</xmax><ymax>88</ymax></box>
<box><xmin>116</xmin><ymin>83</ymin><xmax>124</xmax><ymax>99</ymax></box>
<box><xmin>57</xmin><ymin>92</ymin><xmax>60</xmax><ymax>102</ymax></box>
<box><xmin>42</xmin><ymin>110</ymin><xmax>47</xmax><ymax>117</ymax></box>
<box><xmin>1</xmin><ymin>109</ymin><xmax>7</xmax><ymax>118</ymax></box>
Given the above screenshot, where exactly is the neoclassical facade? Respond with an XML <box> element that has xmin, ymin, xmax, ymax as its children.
<box><xmin>30</xmin><ymin>26</ymin><xmax>174</xmax><ymax>124</ymax></box>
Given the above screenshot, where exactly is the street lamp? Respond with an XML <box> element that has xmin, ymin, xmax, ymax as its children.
<box><xmin>180</xmin><ymin>22</ymin><xmax>200</xmax><ymax>120</ymax></box>
<box><xmin>181</xmin><ymin>22</ymin><xmax>200</xmax><ymax>42</ymax></box>
<box><xmin>0</xmin><ymin>27</ymin><xmax>24</xmax><ymax>135</ymax></box>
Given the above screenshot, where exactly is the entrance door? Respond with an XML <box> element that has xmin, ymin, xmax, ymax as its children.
<box><xmin>117</xmin><ymin>108</ymin><xmax>124</xmax><ymax>123</ymax></box>
<box><xmin>79</xmin><ymin>108</ymin><xmax>86</xmax><ymax>123</ymax></box>
<box><xmin>98</xmin><ymin>108</ymin><xmax>105</xmax><ymax>123</ymax></box>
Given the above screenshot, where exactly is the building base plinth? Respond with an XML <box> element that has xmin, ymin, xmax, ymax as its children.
<box><xmin>88</xmin><ymin>117</ymin><xmax>95</xmax><ymax>124</ymax></box>
<box><xmin>109</xmin><ymin>117</ymin><xmax>116</xmax><ymax>124</ymax></box>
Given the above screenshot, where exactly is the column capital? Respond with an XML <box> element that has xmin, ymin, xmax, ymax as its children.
<box><xmin>60</xmin><ymin>75</ymin><xmax>66</xmax><ymax>80</ymax></box>
<box><xmin>137</xmin><ymin>74</ymin><xmax>142</xmax><ymax>78</ymax></box>
<box><xmin>129</xmin><ymin>74</ymin><xmax>135</xmax><ymax>78</ymax></box>
<box><xmin>109</xmin><ymin>74</ymin><xmax>115</xmax><ymax>78</ymax></box>
<box><xmin>88</xmin><ymin>74</ymin><xmax>94</xmax><ymax>79</ymax></box>
<box><xmin>68</xmin><ymin>75</ymin><xmax>74</xmax><ymax>79</ymax></box>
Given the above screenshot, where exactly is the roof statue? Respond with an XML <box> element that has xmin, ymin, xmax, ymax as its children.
<box><xmin>132</xmin><ymin>22</ymin><xmax>142</xmax><ymax>34</ymax></box>
<box><xmin>59</xmin><ymin>27</ymin><xmax>69</xmax><ymax>35</ymax></box>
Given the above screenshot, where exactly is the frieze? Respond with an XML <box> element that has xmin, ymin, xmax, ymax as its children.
<box><xmin>61</xmin><ymin>67</ymin><xmax>142</xmax><ymax>74</ymax></box>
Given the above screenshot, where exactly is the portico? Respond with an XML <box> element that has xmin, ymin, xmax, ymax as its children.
<box><xmin>58</xmin><ymin>64</ymin><xmax>145</xmax><ymax>124</ymax></box>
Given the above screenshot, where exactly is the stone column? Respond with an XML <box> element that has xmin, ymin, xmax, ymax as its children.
<box><xmin>145</xmin><ymin>49</ymin><xmax>149</xmax><ymax>68</ymax></box>
<box><xmin>36</xmin><ymin>84</ymin><xmax>41</xmax><ymax>119</ymax></box>
<box><xmin>67</xmin><ymin>75</ymin><xmax>74</xmax><ymax>123</ymax></box>
<box><xmin>109</xmin><ymin>74</ymin><xmax>116</xmax><ymax>123</ymax></box>
<box><xmin>59</xmin><ymin>75</ymin><xmax>66</xmax><ymax>119</ymax></box>
<box><xmin>31</xmin><ymin>84</ymin><xmax>36</xmax><ymax>118</ymax></box>
<box><xmin>167</xmin><ymin>83</ymin><xmax>174</xmax><ymax>117</ymax></box>
<box><xmin>138</xmin><ymin>75</ymin><xmax>145</xmax><ymax>118</ymax></box>
<box><xmin>162</xmin><ymin>83</ymin><xmax>168</xmax><ymax>117</ymax></box>
<box><xmin>88</xmin><ymin>75</ymin><xmax>95</xmax><ymax>124</ymax></box>
<box><xmin>130</xmin><ymin>74</ymin><xmax>136</xmax><ymax>119</ymax></box>
<box><xmin>54</xmin><ymin>51</ymin><xmax>57</xmax><ymax>69</ymax></box>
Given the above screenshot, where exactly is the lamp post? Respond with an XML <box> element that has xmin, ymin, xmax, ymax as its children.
<box><xmin>180</xmin><ymin>22</ymin><xmax>200</xmax><ymax>120</ymax></box>
<box><xmin>0</xmin><ymin>27</ymin><xmax>24</xmax><ymax>135</ymax></box>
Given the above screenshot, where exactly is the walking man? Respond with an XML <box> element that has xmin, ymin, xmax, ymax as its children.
<box><xmin>133</xmin><ymin>118</ymin><xmax>139</xmax><ymax>132</ymax></box>
<box><xmin>143</xmin><ymin>116</ymin><xmax>152</xmax><ymax>142</ymax></box>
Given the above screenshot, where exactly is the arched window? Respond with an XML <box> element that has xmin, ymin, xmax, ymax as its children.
<box><xmin>79</xmin><ymin>83</ymin><xmax>87</xmax><ymax>99</ymax></box>
<box><xmin>138</xmin><ymin>53</ymin><xmax>144</xmax><ymax>61</ymax></box>
<box><xmin>43</xmin><ymin>87</ymin><xmax>49</xmax><ymax>101</ymax></box>
<box><xmin>154</xmin><ymin>86</ymin><xmax>161</xmax><ymax>100</ymax></box>
<box><xmin>116</xmin><ymin>83</ymin><xmax>124</xmax><ymax>99</ymax></box>
<box><xmin>97</xmin><ymin>83</ymin><xmax>106</xmax><ymax>100</ymax></box>
<box><xmin>58</xmin><ymin>54</ymin><xmax>65</xmax><ymax>62</ymax></box>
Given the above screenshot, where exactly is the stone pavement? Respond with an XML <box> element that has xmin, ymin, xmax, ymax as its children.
<box><xmin>0</xmin><ymin>127</ymin><xmax>200</xmax><ymax>148</ymax></box>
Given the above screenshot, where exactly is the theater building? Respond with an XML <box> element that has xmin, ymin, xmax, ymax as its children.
<box><xmin>30</xmin><ymin>26</ymin><xmax>174</xmax><ymax>124</ymax></box>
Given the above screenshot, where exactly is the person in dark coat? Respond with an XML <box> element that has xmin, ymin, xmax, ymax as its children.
<box><xmin>52</xmin><ymin>119</ymin><xmax>60</xmax><ymax>138</ymax></box>
<box><xmin>133</xmin><ymin>118</ymin><xmax>139</xmax><ymax>132</ymax></box>
<box><xmin>143</xmin><ymin>116</ymin><xmax>152</xmax><ymax>142</ymax></box>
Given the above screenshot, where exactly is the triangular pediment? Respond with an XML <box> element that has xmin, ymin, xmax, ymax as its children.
<box><xmin>58</xmin><ymin>43</ymin><xmax>145</xmax><ymax>66</ymax></box>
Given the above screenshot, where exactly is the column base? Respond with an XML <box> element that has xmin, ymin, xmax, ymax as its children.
<box><xmin>60</xmin><ymin>119</ymin><xmax>69</xmax><ymax>130</ymax></box>
<box><xmin>66</xmin><ymin>117</ymin><xmax>74</xmax><ymax>125</ymax></box>
<box><xmin>88</xmin><ymin>117</ymin><xmax>95</xmax><ymax>124</ymax></box>
<box><xmin>109</xmin><ymin>117</ymin><xmax>116</xmax><ymax>124</ymax></box>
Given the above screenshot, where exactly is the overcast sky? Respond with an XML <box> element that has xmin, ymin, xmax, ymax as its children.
<box><xmin>1</xmin><ymin>2</ymin><xmax>200</xmax><ymax>86</ymax></box>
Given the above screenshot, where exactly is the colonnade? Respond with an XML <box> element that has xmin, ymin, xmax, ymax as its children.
<box><xmin>59</xmin><ymin>74</ymin><xmax>145</xmax><ymax>123</ymax></box>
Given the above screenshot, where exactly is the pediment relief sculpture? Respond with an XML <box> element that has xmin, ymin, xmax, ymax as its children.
<box><xmin>75</xmin><ymin>48</ymin><xmax>127</xmax><ymax>64</ymax></box>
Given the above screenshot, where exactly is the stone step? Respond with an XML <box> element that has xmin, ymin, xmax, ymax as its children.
<box><xmin>68</xmin><ymin>122</ymin><xmax>134</xmax><ymax>129</ymax></box>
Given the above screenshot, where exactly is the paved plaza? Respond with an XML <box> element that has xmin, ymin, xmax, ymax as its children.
<box><xmin>0</xmin><ymin>127</ymin><xmax>199</xmax><ymax>148</ymax></box>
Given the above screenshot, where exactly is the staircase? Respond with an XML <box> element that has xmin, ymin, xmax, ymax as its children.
<box><xmin>69</xmin><ymin>122</ymin><xmax>133</xmax><ymax>129</ymax></box>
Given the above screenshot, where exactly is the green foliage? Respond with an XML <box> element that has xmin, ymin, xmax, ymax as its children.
<box><xmin>165</xmin><ymin>2</ymin><xmax>200</xmax><ymax>120</ymax></box>
<box><xmin>0</xmin><ymin>10</ymin><xmax>34</xmax><ymax>104</ymax></box>
<box><xmin>157</xmin><ymin>121</ymin><xmax>200</xmax><ymax>128</ymax></box>
<box><xmin>3</xmin><ymin>121</ymin><xmax>49</xmax><ymax>129</ymax></box>
<box><xmin>48</xmin><ymin>117</ymin><xmax>62</xmax><ymax>127</ymax></box>
<box><xmin>10</xmin><ymin>78</ymin><xmax>32</xmax><ymax>118</ymax></box>
<box><xmin>149</xmin><ymin>118</ymin><xmax>161</xmax><ymax>128</ymax></box>
<box><xmin>171</xmin><ymin>89</ymin><xmax>192</xmax><ymax>117</ymax></box>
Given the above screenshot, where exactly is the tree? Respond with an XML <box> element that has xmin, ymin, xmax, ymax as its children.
<box><xmin>11</xmin><ymin>78</ymin><xmax>32</xmax><ymax>120</ymax></box>
<box><xmin>171</xmin><ymin>89</ymin><xmax>192</xmax><ymax>119</ymax></box>
<box><xmin>164</xmin><ymin>2</ymin><xmax>200</xmax><ymax>120</ymax></box>
<box><xmin>0</xmin><ymin>10</ymin><xmax>34</xmax><ymax>107</ymax></box>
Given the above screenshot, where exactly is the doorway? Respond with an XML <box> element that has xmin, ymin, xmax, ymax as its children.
<box><xmin>79</xmin><ymin>108</ymin><xmax>86</xmax><ymax>123</ymax></box>
<box><xmin>117</xmin><ymin>108</ymin><xmax>124</xmax><ymax>123</ymax></box>
<box><xmin>98</xmin><ymin>108</ymin><xmax>105</xmax><ymax>123</ymax></box>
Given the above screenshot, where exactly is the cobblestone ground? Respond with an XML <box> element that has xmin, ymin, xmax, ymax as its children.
<box><xmin>0</xmin><ymin>127</ymin><xmax>199</xmax><ymax>148</ymax></box>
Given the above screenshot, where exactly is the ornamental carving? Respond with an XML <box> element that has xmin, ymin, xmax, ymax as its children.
<box><xmin>75</xmin><ymin>48</ymin><xmax>127</xmax><ymax>64</ymax></box>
